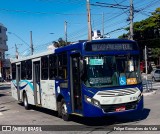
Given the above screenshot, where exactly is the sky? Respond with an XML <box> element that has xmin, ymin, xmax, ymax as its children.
<box><xmin>0</xmin><ymin>0</ymin><xmax>159</xmax><ymax>58</ymax></box>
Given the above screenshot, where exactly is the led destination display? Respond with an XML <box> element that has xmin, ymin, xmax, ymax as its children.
<box><xmin>85</xmin><ymin>42</ymin><xmax>138</xmax><ymax>51</ymax></box>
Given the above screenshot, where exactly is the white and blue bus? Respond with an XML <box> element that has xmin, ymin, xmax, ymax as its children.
<box><xmin>11</xmin><ymin>39</ymin><xmax>143</xmax><ymax>121</ymax></box>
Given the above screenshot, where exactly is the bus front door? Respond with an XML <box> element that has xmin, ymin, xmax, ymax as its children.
<box><xmin>16</xmin><ymin>64</ymin><xmax>20</xmax><ymax>101</ymax></box>
<box><xmin>33</xmin><ymin>61</ymin><xmax>41</xmax><ymax>105</ymax></box>
<box><xmin>70</xmin><ymin>53</ymin><xmax>82</xmax><ymax>113</ymax></box>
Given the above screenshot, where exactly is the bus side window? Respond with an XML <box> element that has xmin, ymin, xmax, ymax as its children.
<box><xmin>21</xmin><ymin>61</ymin><xmax>26</xmax><ymax>79</ymax></box>
<box><xmin>41</xmin><ymin>56</ymin><xmax>48</xmax><ymax>80</ymax></box>
<box><xmin>57</xmin><ymin>53</ymin><xmax>67</xmax><ymax>79</ymax></box>
<box><xmin>11</xmin><ymin>63</ymin><xmax>16</xmax><ymax>79</ymax></box>
<box><xmin>49</xmin><ymin>54</ymin><xmax>57</xmax><ymax>80</ymax></box>
<box><xmin>26</xmin><ymin>60</ymin><xmax>32</xmax><ymax>80</ymax></box>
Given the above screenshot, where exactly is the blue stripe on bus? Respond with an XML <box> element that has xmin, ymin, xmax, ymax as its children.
<box><xmin>11</xmin><ymin>80</ymin><xmax>34</xmax><ymax>91</ymax></box>
<box><xmin>20</xmin><ymin>80</ymin><xmax>34</xmax><ymax>91</ymax></box>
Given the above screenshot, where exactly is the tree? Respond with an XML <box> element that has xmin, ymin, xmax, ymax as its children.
<box><xmin>118</xmin><ymin>33</ymin><xmax>128</xmax><ymax>39</ymax></box>
<box><xmin>151</xmin><ymin>48</ymin><xmax>160</xmax><ymax>66</ymax></box>
<box><xmin>119</xmin><ymin>7</ymin><xmax>160</xmax><ymax>42</ymax></box>
<box><xmin>58</xmin><ymin>38</ymin><xmax>66</xmax><ymax>47</ymax></box>
<box><xmin>52</xmin><ymin>38</ymin><xmax>71</xmax><ymax>48</ymax></box>
<box><xmin>119</xmin><ymin>7</ymin><xmax>160</xmax><ymax>65</ymax></box>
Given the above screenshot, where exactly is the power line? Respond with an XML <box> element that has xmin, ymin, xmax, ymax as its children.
<box><xmin>0</xmin><ymin>8</ymin><xmax>87</xmax><ymax>15</ymax></box>
<box><xmin>104</xmin><ymin>24</ymin><xmax>128</xmax><ymax>35</ymax></box>
<box><xmin>68</xmin><ymin>10</ymin><xmax>128</xmax><ymax>41</ymax></box>
<box><xmin>90</xmin><ymin>3</ymin><xmax>129</xmax><ymax>10</ymax></box>
<box><xmin>96</xmin><ymin>2</ymin><xmax>130</xmax><ymax>8</ymax></box>
<box><xmin>113</xmin><ymin>0</ymin><xmax>129</xmax><ymax>17</ymax></box>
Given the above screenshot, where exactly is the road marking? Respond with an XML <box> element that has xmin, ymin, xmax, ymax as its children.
<box><xmin>0</xmin><ymin>112</ymin><xmax>3</xmax><ymax>116</ymax></box>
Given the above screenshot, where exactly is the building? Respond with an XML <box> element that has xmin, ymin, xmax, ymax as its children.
<box><xmin>0</xmin><ymin>23</ymin><xmax>9</xmax><ymax>79</ymax></box>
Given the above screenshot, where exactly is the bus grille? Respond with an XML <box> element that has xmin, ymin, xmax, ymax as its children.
<box><xmin>97</xmin><ymin>88</ymin><xmax>139</xmax><ymax>97</ymax></box>
<box><xmin>101</xmin><ymin>101</ymin><xmax>138</xmax><ymax>113</ymax></box>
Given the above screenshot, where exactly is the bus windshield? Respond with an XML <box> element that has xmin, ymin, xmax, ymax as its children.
<box><xmin>82</xmin><ymin>55</ymin><xmax>141</xmax><ymax>88</ymax></box>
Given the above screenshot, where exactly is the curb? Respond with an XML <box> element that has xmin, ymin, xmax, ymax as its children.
<box><xmin>143</xmin><ymin>90</ymin><xmax>156</xmax><ymax>96</ymax></box>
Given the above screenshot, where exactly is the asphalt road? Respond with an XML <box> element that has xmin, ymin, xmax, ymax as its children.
<box><xmin>0</xmin><ymin>83</ymin><xmax>160</xmax><ymax>134</ymax></box>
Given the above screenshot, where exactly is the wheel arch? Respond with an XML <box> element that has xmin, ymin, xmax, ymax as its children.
<box><xmin>57</xmin><ymin>94</ymin><xmax>64</xmax><ymax>102</ymax></box>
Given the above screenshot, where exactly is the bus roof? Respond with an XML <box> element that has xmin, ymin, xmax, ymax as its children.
<box><xmin>11</xmin><ymin>39</ymin><xmax>137</xmax><ymax>63</ymax></box>
<box><xmin>10</xmin><ymin>50</ymin><xmax>54</xmax><ymax>63</ymax></box>
<box><xmin>55</xmin><ymin>39</ymin><xmax>137</xmax><ymax>53</ymax></box>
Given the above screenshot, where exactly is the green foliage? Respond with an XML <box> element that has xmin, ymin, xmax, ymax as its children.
<box><xmin>151</xmin><ymin>48</ymin><xmax>160</xmax><ymax>58</ymax></box>
<box><xmin>119</xmin><ymin>7</ymin><xmax>160</xmax><ymax>40</ymax></box>
<box><xmin>119</xmin><ymin>7</ymin><xmax>160</xmax><ymax>64</ymax></box>
<box><xmin>118</xmin><ymin>33</ymin><xmax>128</xmax><ymax>39</ymax></box>
<box><xmin>58</xmin><ymin>38</ymin><xmax>66</xmax><ymax>47</ymax></box>
<box><xmin>52</xmin><ymin>38</ymin><xmax>71</xmax><ymax>48</ymax></box>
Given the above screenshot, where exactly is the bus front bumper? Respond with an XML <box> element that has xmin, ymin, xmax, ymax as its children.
<box><xmin>82</xmin><ymin>95</ymin><xmax>143</xmax><ymax>117</ymax></box>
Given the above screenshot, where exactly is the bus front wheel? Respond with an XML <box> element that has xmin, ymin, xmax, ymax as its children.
<box><xmin>23</xmin><ymin>93</ymin><xmax>30</xmax><ymax>110</ymax></box>
<box><xmin>58</xmin><ymin>99</ymin><xmax>70</xmax><ymax>121</ymax></box>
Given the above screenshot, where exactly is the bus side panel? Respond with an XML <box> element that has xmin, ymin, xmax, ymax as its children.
<box><xmin>11</xmin><ymin>80</ymin><xmax>18</xmax><ymax>100</ymax></box>
<box><xmin>20</xmin><ymin>80</ymin><xmax>35</xmax><ymax>105</ymax></box>
<box><xmin>41</xmin><ymin>80</ymin><xmax>57</xmax><ymax>111</ymax></box>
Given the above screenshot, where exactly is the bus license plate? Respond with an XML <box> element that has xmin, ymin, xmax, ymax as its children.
<box><xmin>115</xmin><ymin>106</ymin><xmax>126</xmax><ymax>112</ymax></box>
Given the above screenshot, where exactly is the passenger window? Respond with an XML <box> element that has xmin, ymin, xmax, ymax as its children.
<box><xmin>21</xmin><ymin>61</ymin><xmax>26</xmax><ymax>79</ymax></box>
<box><xmin>49</xmin><ymin>54</ymin><xmax>57</xmax><ymax>79</ymax></box>
<box><xmin>41</xmin><ymin>56</ymin><xmax>48</xmax><ymax>80</ymax></box>
<box><xmin>11</xmin><ymin>63</ymin><xmax>16</xmax><ymax>79</ymax></box>
<box><xmin>26</xmin><ymin>60</ymin><xmax>32</xmax><ymax>80</ymax></box>
<box><xmin>57</xmin><ymin>53</ymin><xmax>67</xmax><ymax>79</ymax></box>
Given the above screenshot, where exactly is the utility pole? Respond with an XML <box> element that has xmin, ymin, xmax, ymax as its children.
<box><xmin>102</xmin><ymin>12</ymin><xmax>104</xmax><ymax>38</ymax></box>
<box><xmin>86</xmin><ymin>0</ymin><xmax>92</xmax><ymax>41</ymax></box>
<box><xmin>129</xmin><ymin>0</ymin><xmax>134</xmax><ymax>40</ymax></box>
<box><xmin>145</xmin><ymin>45</ymin><xmax>148</xmax><ymax>74</ymax></box>
<box><xmin>91</xmin><ymin>2</ymin><xmax>129</xmax><ymax>38</ymax></box>
<box><xmin>15</xmin><ymin>44</ymin><xmax>18</xmax><ymax>59</ymax></box>
<box><xmin>30</xmin><ymin>31</ymin><xmax>34</xmax><ymax>55</ymax></box>
<box><xmin>64</xmin><ymin>21</ymin><xmax>67</xmax><ymax>45</ymax></box>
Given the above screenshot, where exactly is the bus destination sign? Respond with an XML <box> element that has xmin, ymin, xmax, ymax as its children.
<box><xmin>85</xmin><ymin>43</ymin><xmax>137</xmax><ymax>51</ymax></box>
<box><xmin>92</xmin><ymin>43</ymin><xmax>132</xmax><ymax>51</ymax></box>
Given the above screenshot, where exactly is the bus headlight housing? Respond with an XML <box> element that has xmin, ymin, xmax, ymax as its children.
<box><xmin>85</xmin><ymin>95</ymin><xmax>100</xmax><ymax>107</ymax></box>
<box><xmin>137</xmin><ymin>93</ymin><xmax>143</xmax><ymax>101</ymax></box>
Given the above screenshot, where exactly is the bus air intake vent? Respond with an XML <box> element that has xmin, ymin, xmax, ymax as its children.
<box><xmin>97</xmin><ymin>88</ymin><xmax>138</xmax><ymax>97</ymax></box>
<box><xmin>101</xmin><ymin>101</ymin><xmax>138</xmax><ymax>113</ymax></box>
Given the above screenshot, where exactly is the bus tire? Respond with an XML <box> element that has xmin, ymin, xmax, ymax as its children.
<box><xmin>57</xmin><ymin>101</ymin><xmax>62</xmax><ymax>117</ymax></box>
<box><xmin>23</xmin><ymin>92</ymin><xmax>30</xmax><ymax>110</ymax></box>
<box><xmin>58</xmin><ymin>99</ymin><xmax>70</xmax><ymax>121</ymax></box>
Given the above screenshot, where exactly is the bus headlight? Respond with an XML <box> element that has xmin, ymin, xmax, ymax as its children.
<box><xmin>86</xmin><ymin>96</ymin><xmax>92</xmax><ymax>103</ymax></box>
<box><xmin>85</xmin><ymin>95</ymin><xmax>100</xmax><ymax>107</ymax></box>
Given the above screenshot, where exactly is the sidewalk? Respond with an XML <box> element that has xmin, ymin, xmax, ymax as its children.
<box><xmin>141</xmin><ymin>73</ymin><xmax>158</xmax><ymax>96</ymax></box>
<box><xmin>143</xmin><ymin>89</ymin><xmax>157</xmax><ymax>96</ymax></box>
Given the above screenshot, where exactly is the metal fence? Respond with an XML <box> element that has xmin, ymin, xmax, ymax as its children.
<box><xmin>142</xmin><ymin>79</ymin><xmax>153</xmax><ymax>92</ymax></box>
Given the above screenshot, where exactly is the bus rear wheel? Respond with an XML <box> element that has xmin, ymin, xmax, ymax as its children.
<box><xmin>23</xmin><ymin>92</ymin><xmax>30</xmax><ymax>110</ymax></box>
<box><xmin>58</xmin><ymin>99</ymin><xmax>70</xmax><ymax>121</ymax></box>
